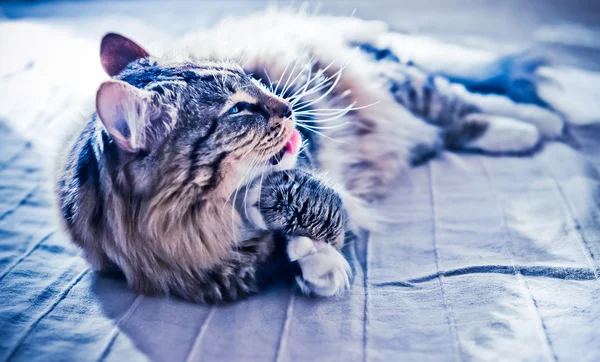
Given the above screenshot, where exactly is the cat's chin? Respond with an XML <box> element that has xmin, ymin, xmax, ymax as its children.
<box><xmin>271</xmin><ymin>151</ymin><xmax>298</xmax><ymax>172</ymax></box>
<box><xmin>268</xmin><ymin>128</ymin><xmax>301</xmax><ymax>172</ymax></box>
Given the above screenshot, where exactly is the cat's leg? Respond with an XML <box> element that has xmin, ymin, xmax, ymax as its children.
<box><xmin>433</xmin><ymin>77</ymin><xmax>564</xmax><ymax>139</ymax></box>
<box><xmin>385</xmin><ymin>62</ymin><xmax>558</xmax><ymax>153</ymax></box>
<box><xmin>247</xmin><ymin>169</ymin><xmax>353</xmax><ymax>297</ymax></box>
<box><xmin>444</xmin><ymin>113</ymin><xmax>541</xmax><ymax>154</ymax></box>
<box><xmin>373</xmin><ymin>32</ymin><xmax>547</xmax><ymax>105</ymax></box>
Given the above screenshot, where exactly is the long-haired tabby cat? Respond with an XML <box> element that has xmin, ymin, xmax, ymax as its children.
<box><xmin>56</xmin><ymin>11</ymin><xmax>561</xmax><ymax>303</ymax></box>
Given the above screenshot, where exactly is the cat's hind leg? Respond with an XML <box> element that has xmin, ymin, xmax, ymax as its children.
<box><xmin>373</xmin><ymin>32</ymin><xmax>547</xmax><ymax>105</ymax></box>
<box><xmin>444</xmin><ymin>113</ymin><xmax>541</xmax><ymax>154</ymax></box>
<box><xmin>438</xmin><ymin>77</ymin><xmax>565</xmax><ymax>139</ymax></box>
<box><xmin>384</xmin><ymin>62</ymin><xmax>558</xmax><ymax>155</ymax></box>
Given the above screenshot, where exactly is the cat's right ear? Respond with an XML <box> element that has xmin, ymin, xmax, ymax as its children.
<box><xmin>100</xmin><ymin>33</ymin><xmax>149</xmax><ymax>77</ymax></box>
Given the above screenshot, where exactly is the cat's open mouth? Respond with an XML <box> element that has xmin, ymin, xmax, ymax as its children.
<box><xmin>269</xmin><ymin>129</ymin><xmax>301</xmax><ymax>165</ymax></box>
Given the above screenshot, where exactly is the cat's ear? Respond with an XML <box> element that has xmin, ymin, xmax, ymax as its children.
<box><xmin>96</xmin><ymin>80</ymin><xmax>159</xmax><ymax>153</ymax></box>
<box><xmin>100</xmin><ymin>33</ymin><xmax>149</xmax><ymax>77</ymax></box>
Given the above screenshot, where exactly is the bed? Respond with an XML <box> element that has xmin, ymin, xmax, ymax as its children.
<box><xmin>1</xmin><ymin>2</ymin><xmax>599</xmax><ymax>361</ymax></box>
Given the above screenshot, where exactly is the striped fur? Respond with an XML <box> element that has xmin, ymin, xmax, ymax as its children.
<box><xmin>58</xmin><ymin>36</ymin><xmax>302</xmax><ymax>303</ymax></box>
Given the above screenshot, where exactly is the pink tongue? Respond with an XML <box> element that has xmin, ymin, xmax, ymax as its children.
<box><xmin>285</xmin><ymin>129</ymin><xmax>302</xmax><ymax>155</ymax></box>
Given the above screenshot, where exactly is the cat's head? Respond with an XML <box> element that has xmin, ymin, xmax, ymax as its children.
<box><xmin>95</xmin><ymin>33</ymin><xmax>301</xmax><ymax>199</ymax></box>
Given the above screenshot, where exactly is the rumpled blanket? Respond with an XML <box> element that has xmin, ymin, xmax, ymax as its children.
<box><xmin>1</xmin><ymin>6</ymin><xmax>599</xmax><ymax>362</ymax></box>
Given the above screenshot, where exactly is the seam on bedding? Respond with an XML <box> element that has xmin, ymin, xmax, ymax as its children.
<box><xmin>372</xmin><ymin>265</ymin><xmax>597</xmax><ymax>286</ymax></box>
<box><xmin>0</xmin><ymin>141</ymin><xmax>29</xmax><ymax>173</ymax></box>
<box><xmin>97</xmin><ymin>294</ymin><xmax>145</xmax><ymax>362</ymax></box>
<box><xmin>0</xmin><ymin>231</ymin><xmax>54</xmax><ymax>282</ymax></box>
<box><xmin>0</xmin><ymin>185</ymin><xmax>39</xmax><ymax>224</ymax></box>
<box><xmin>480</xmin><ymin>157</ymin><xmax>558</xmax><ymax>362</ymax></box>
<box><xmin>540</xmin><ymin>157</ymin><xmax>600</xmax><ymax>282</ymax></box>
<box><xmin>5</xmin><ymin>268</ymin><xmax>89</xmax><ymax>361</ymax></box>
<box><xmin>361</xmin><ymin>231</ymin><xmax>370</xmax><ymax>362</ymax></box>
<box><xmin>185</xmin><ymin>306</ymin><xmax>216</xmax><ymax>362</ymax></box>
<box><xmin>273</xmin><ymin>290</ymin><xmax>295</xmax><ymax>362</ymax></box>
<box><xmin>427</xmin><ymin>163</ymin><xmax>462</xmax><ymax>362</ymax></box>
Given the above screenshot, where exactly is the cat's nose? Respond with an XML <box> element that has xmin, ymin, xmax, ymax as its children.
<box><xmin>268</xmin><ymin>98</ymin><xmax>293</xmax><ymax>119</ymax></box>
<box><xmin>282</xmin><ymin>104</ymin><xmax>293</xmax><ymax>119</ymax></box>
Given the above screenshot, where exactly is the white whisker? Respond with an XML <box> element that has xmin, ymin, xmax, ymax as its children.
<box><xmin>256</xmin><ymin>168</ymin><xmax>266</xmax><ymax>216</ymax></box>
<box><xmin>289</xmin><ymin>62</ymin><xmax>334</xmax><ymax>105</ymax></box>
<box><xmin>331</xmin><ymin>89</ymin><xmax>353</xmax><ymax>101</ymax></box>
<box><xmin>263</xmin><ymin>68</ymin><xmax>274</xmax><ymax>92</ymax></box>
<box><xmin>295</xmin><ymin>123</ymin><xmax>347</xmax><ymax>143</ymax></box>
<box><xmin>297</xmin><ymin>115</ymin><xmax>349</xmax><ymax>124</ymax></box>
<box><xmin>287</xmin><ymin>60</ymin><xmax>336</xmax><ymax>104</ymax></box>
<box><xmin>243</xmin><ymin>159</ymin><xmax>264</xmax><ymax>221</ymax></box>
<box><xmin>286</xmin><ymin>58</ymin><xmax>316</xmax><ymax>104</ymax></box>
<box><xmin>289</xmin><ymin>81</ymin><xmax>332</xmax><ymax>105</ymax></box>
<box><xmin>231</xmin><ymin>156</ymin><xmax>260</xmax><ymax>229</ymax></box>
<box><xmin>281</xmin><ymin>50</ymin><xmax>315</xmax><ymax>102</ymax></box>
<box><xmin>273</xmin><ymin>56</ymin><xmax>295</xmax><ymax>96</ymax></box>
<box><xmin>221</xmin><ymin>147</ymin><xmax>255</xmax><ymax>214</ymax></box>
<box><xmin>292</xmin><ymin>46</ymin><xmax>360</xmax><ymax>109</ymax></box>
<box><xmin>294</xmin><ymin>101</ymin><xmax>381</xmax><ymax>122</ymax></box>
<box><xmin>279</xmin><ymin>53</ymin><xmax>302</xmax><ymax>97</ymax></box>
<box><xmin>293</xmin><ymin>61</ymin><xmax>350</xmax><ymax>112</ymax></box>
<box><xmin>225</xmin><ymin>151</ymin><xmax>259</xmax><ymax>227</ymax></box>
<box><xmin>276</xmin><ymin>121</ymin><xmax>287</xmax><ymax>138</ymax></box>
<box><xmin>297</xmin><ymin>121</ymin><xmax>350</xmax><ymax>130</ymax></box>
<box><xmin>294</xmin><ymin>107</ymin><xmax>355</xmax><ymax>116</ymax></box>
<box><xmin>297</xmin><ymin>139</ymin><xmax>310</xmax><ymax>157</ymax></box>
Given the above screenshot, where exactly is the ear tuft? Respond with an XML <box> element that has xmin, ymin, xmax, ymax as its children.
<box><xmin>100</xmin><ymin>33</ymin><xmax>149</xmax><ymax>77</ymax></box>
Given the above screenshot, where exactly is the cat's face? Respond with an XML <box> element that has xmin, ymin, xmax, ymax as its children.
<box><xmin>96</xmin><ymin>33</ymin><xmax>301</xmax><ymax>199</ymax></box>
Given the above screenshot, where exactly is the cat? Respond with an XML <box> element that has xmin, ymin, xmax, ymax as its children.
<box><xmin>56</xmin><ymin>11</ymin><xmax>563</xmax><ymax>303</ymax></box>
<box><xmin>57</xmin><ymin>33</ymin><xmax>351</xmax><ymax>303</ymax></box>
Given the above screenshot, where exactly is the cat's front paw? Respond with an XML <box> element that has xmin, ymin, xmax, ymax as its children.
<box><xmin>288</xmin><ymin>236</ymin><xmax>351</xmax><ymax>297</ymax></box>
<box><xmin>248</xmin><ymin>170</ymin><xmax>348</xmax><ymax>248</ymax></box>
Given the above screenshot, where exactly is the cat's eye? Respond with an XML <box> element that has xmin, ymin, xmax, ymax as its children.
<box><xmin>228</xmin><ymin>104</ymin><xmax>240</xmax><ymax>115</ymax></box>
<box><xmin>227</xmin><ymin>102</ymin><xmax>255</xmax><ymax>116</ymax></box>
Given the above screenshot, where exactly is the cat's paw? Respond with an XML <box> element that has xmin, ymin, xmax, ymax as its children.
<box><xmin>247</xmin><ymin>170</ymin><xmax>348</xmax><ymax>248</ymax></box>
<box><xmin>464</xmin><ymin>114</ymin><xmax>541</xmax><ymax>154</ymax></box>
<box><xmin>445</xmin><ymin>114</ymin><xmax>541</xmax><ymax>154</ymax></box>
<box><xmin>286</xmin><ymin>236</ymin><xmax>317</xmax><ymax>261</ymax></box>
<box><xmin>288</xmin><ymin>236</ymin><xmax>351</xmax><ymax>297</ymax></box>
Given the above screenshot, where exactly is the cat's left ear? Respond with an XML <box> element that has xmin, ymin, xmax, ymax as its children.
<box><xmin>96</xmin><ymin>80</ymin><xmax>166</xmax><ymax>153</ymax></box>
<box><xmin>100</xmin><ymin>33</ymin><xmax>149</xmax><ymax>77</ymax></box>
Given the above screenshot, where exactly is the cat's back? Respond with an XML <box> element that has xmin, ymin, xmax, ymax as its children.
<box><xmin>54</xmin><ymin>112</ymin><xmax>103</xmax><ymax>230</ymax></box>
